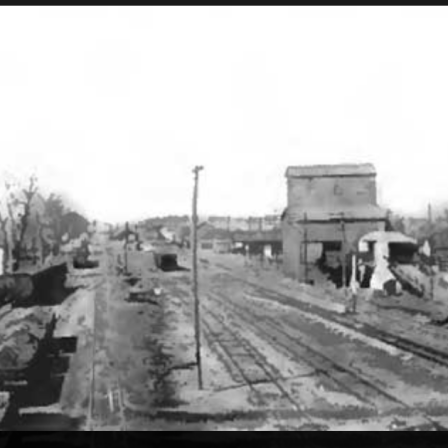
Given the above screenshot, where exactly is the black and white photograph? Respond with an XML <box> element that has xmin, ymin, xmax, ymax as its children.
<box><xmin>1</xmin><ymin>5</ymin><xmax>448</xmax><ymax>432</ymax></box>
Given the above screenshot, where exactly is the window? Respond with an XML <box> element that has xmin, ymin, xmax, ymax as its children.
<box><xmin>323</xmin><ymin>241</ymin><xmax>342</xmax><ymax>252</ymax></box>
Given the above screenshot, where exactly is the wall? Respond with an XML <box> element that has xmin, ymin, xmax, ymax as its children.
<box><xmin>282</xmin><ymin>222</ymin><xmax>301</xmax><ymax>279</ymax></box>
<box><xmin>206</xmin><ymin>216</ymin><xmax>281</xmax><ymax>232</ymax></box>
<box><xmin>282</xmin><ymin>219</ymin><xmax>386</xmax><ymax>280</ymax></box>
<box><xmin>300</xmin><ymin>221</ymin><xmax>386</xmax><ymax>250</ymax></box>
<box><xmin>287</xmin><ymin>175</ymin><xmax>377</xmax><ymax>208</ymax></box>
<box><xmin>214</xmin><ymin>240</ymin><xmax>232</xmax><ymax>254</ymax></box>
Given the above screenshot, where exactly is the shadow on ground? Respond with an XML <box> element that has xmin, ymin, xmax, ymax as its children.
<box><xmin>11</xmin><ymin>263</ymin><xmax>79</xmax><ymax>309</ymax></box>
<box><xmin>0</xmin><ymin>314</ymin><xmax>83</xmax><ymax>430</ymax></box>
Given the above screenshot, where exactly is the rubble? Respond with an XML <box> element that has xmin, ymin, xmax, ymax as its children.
<box><xmin>0</xmin><ymin>307</ymin><xmax>53</xmax><ymax>371</ymax></box>
<box><xmin>0</xmin><ymin>392</ymin><xmax>10</xmax><ymax>422</ymax></box>
<box><xmin>0</xmin><ymin>274</ymin><xmax>34</xmax><ymax>307</ymax></box>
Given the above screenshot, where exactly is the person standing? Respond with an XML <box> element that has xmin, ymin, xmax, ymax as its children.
<box><xmin>346</xmin><ymin>253</ymin><xmax>359</xmax><ymax>313</ymax></box>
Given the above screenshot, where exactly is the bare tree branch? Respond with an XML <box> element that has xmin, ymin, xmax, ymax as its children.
<box><xmin>8</xmin><ymin>175</ymin><xmax>40</xmax><ymax>271</ymax></box>
<box><xmin>0</xmin><ymin>208</ymin><xmax>10</xmax><ymax>274</ymax></box>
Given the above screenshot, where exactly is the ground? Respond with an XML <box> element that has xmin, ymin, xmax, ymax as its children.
<box><xmin>3</xmin><ymin>244</ymin><xmax>448</xmax><ymax>430</ymax></box>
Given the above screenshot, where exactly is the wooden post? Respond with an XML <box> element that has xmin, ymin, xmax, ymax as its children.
<box><xmin>341</xmin><ymin>215</ymin><xmax>347</xmax><ymax>289</ymax></box>
<box><xmin>192</xmin><ymin>166</ymin><xmax>204</xmax><ymax>390</ymax></box>
<box><xmin>124</xmin><ymin>222</ymin><xmax>129</xmax><ymax>275</ymax></box>
<box><xmin>88</xmin><ymin>278</ymin><xmax>97</xmax><ymax>431</ymax></box>
<box><xmin>351</xmin><ymin>253</ymin><xmax>358</xmax><ymax>313</ymax></box>
<box><xmin>430</xmin><ymin>253</ymin><xmax>435</xmax><ymax>301</ymax></box>
<box><xmin>303</xmin><ymin>213</ymin><xmax>308</xmax><ymax>284</ymax></box>
<box><xmin>431</xmin><ymin>273</ymin><xmax>435</xmax><ymax>301</ymax></box>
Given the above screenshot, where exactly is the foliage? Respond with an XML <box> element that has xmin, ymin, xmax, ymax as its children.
<box><xmin>0</xmin><ymin>173</ymin><xmax>81</xmax><ymax>273</ymax></box>
<box><xmin>386</xmin><ymin>209</ymin><xmax>406</xmax><ymax>233</ymax></box>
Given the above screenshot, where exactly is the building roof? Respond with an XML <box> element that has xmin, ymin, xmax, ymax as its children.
<box><xmin>285</xmin><ymin>163</ymin><xmax>376</xmax><ymax>178</ymax></box>
<box><xmin>283</xmin><ymin>205</ymin><xmax>387</xmax><ymax>223</ymax></box>
<box><xmin>359</xmin><ymin>231</ymin><xmax>417</xmax><ymax>246</ymax></box>
<box><xmin>233</xmin><ymin>229</ymin><xmax>282</xmax><ymax>243</ymax></box>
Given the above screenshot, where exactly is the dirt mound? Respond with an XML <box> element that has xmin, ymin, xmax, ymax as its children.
<box><xmin>0</xmin><ymin>338</ymin><xmax>39</xmax><ymax>370</ymax></box>
<box><xmin>31</xmin><ymin>263</ymin><xmax>74</xmax><ymax>306</ymax></box>
<box><xmin>0</xmin><ymin>307</ymin><xmax>53</xmax><ymax>371</ymax></box>
<box><xmin>0</xmin><ymin>392</ymin><xmax>10</xmax><ymax>422</ymax></box>
<box><xmin>0</xmin><ymin>274</ymin><xmax>34</xmax><ymax>307</ymax></box>
<box><xmin>0</xmin><ymin>263</ymin><xmax>73</xmax><ymax>308</ymax></box>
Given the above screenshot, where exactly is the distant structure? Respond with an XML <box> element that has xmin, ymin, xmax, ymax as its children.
<box><xmin>233</xmin><ymin>228</ymin><xmax>282</xmax><ymax>261</ymax></box>
<box><xmin>195</xmin><ymin>223</ymin><xmax>233</xmax><ymax>253</ymax></box>
<box><xmin>281</xmin><ymin>163</ymin><xmax>387</xmax><ymax>283</ymax></box>
<box><xmin>428</xmin><ymin>228</ymin><xmax>448</xmax><ymax>272</ymax></box>
<box><xmin>205</xmin><ymin>215</ymin><xmax>281</xmax><ymax>232</ymax></box>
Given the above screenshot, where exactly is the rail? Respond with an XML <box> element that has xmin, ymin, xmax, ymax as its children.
<box><xmin>208</xmin><ymin>288</ymin><xmax>447</xmax><ymax>430</ymax></box>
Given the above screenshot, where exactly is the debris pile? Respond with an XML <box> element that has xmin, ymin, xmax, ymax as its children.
<box><xmin>0</xmin><ymin>392</ymin><xmax>9</xmax><ymax>422</ymax></box>
<box><xmin>126</xmin><ymin>277</ymin><xmax>163</xmax><ymax>304</ymax></box>
<box><xmin>0</xmin><ymin>274</ymin><xmax>34</xmax><ymax>308</ymax></box>
<box><xmin>72</xmin><ymin>239</ymin><xmax>100</xmax><ymax>269</ymax></box>
<box><xmin>0</xmin><ymin>307</ymin><xmax>54</xmax><ymax>371</ymax></box>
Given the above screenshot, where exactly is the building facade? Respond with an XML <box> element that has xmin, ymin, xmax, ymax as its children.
<box><xmin>233</xmin><ymin>229</ymin><xmax>282</xmax><ymax>258</ymax></box>
<box><xmin>282</xmin><ymin>163</ymin><xmax>387</xmax><ymax>283</ymax></box>
<box><xmin>195</xmin><ymin>223</ymin><xmax>233</xmax><ymax>253</ymax></box>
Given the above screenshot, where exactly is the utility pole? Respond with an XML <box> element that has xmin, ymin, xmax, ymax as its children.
<box><xmin>430</xmin><ymin>271</ymin><xmax>435</xmax><ymax>301</ymax></box>
<box><xmin>192</xmin><ymin>166</ymin><xmax>204</xmax><ymax>390</ymax></box>
<box><xmin>427</xmin><ymin>202</ymin><xmax>435</xmax><ymax>302</ymax></box>
<box><xmin>303</xmin><ymin>213</ymin><xmax>308</xmax><ymax>284</ymax></box>
<box><xmin>124</xmin><ymin>221</ymin><xmax>129</xmax><ymax>275</ymax></box>
<box><xmin>341</xmin><ymin>215</ymin><xmax>347</xmax><ymax>289</ymax></box>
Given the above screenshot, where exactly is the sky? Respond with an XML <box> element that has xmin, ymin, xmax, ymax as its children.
<box><xmin>0</xmin><ymin>6</ymin><xmax>448</xmax><ymax>223</ymax></box>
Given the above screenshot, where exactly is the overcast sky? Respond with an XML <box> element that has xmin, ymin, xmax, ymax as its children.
<box><xmin>1</xmin><ymin>6</ymin><xmax>447</xmax><ymax>223</ymax></box>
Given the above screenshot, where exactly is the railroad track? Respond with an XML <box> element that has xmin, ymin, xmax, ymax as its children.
<box><xmin>200</xmin><ymin>304</ymin><xmax>325</xmax><ymax>430</ymax></box>
<box><xmin>171</xmin><ymin>285</ymin><xmax>325</xmax><ymax>429</ymax></box>
<box><xmin>207</xmin><ymin>289</ymin><xmax>447</xmax><ymax>430</ymax></box>
<box><xmin>175</xmin><ymin>279</ymin><xmax>437</xmax><ymax>429</ymax></box>
<box><xmin>141</xmin><ymin>259</ymin><xmax>448</xmax><ymax>429</ymax></box>
<box><xmin>215</xmin><ymin>268</ymin><xmax>448</xmax><ymax>371</ymax></box>
<box><xmin>255</xmin><ymin>282</ymin><xmax>448</xmax><ymax>370</ymax></box>
<box><xmin>87</xmin><ymin>252</ymin><xmax>129</xmax><ymax>433</ymax></box>
<box><xmin>169</xmin><ymin>264</ymin><xmax>448</xmax><ymax>401</ymax></box>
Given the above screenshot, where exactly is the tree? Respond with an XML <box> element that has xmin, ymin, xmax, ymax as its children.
<box><xmin>0</xmin><ymin>174</ymin><xmax>45</xmax><ymax>271</ymax></box>
<box><xmin>10</xmin><ymin>175</ymin><xmax>39</xmax><ymax>271</ymax></box>
<box><xmin>0</xmin><ymin>209</ymin><xmax>10</xmax><ymax>273</ymax></box>
<box><xmin>1</xmin><ymin>177</ymin><xmax>22</xmax><ymax>273</ymax></box>
<box><xmin>0</xmin><ymin>171</ymin><xmax>82</xmax><ymax>272</ymax></box>
<box><xmin>41</xmin><ymin>193</ymin><xmax>67</xmax><ymax>255</ymax></box>
<box><xmin>385</xmin><ymin>209</ymin><xmax>406</xmax><ymax>234</ymax></box>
